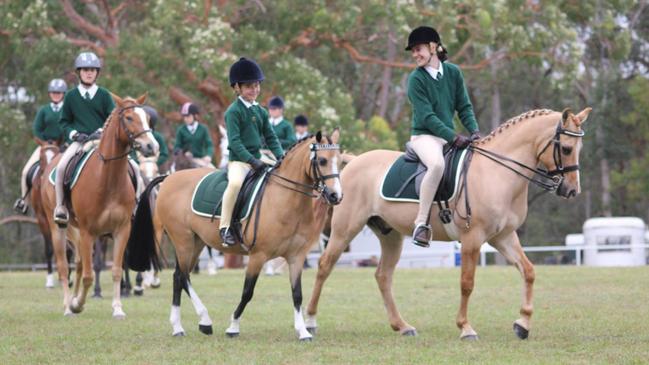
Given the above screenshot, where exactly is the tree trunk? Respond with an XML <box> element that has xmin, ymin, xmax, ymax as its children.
<box><xmin>489</xmin><ymin>59</ymin><xmax>502</xmax><ymax>131</ymax></box>
<box><xmin>376</xmin><ymin>31</ymin><xmax>396</xmax><ymax>119</ymax></box>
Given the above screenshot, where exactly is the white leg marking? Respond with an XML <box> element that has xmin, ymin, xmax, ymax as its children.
<box><xmin>226</xmin><ymin>314</ymin><xmax>240</xmax><ymax>335</ymax></box>
<box><xmin>46</xmin><ymin>273</ymin><xmax>55</xmax><ymax>288</ymax></box>
<box><xmin>305</xmin><ymin>313</ymin><xmax>317</xmax><ymax>329</ymax></box>
<box><xmin>294</xmin><ymin>308</ymin><xmax>313</xmax><ymax>340</ymax></box>
<box><xmin>169</xmin><ymin>305</ymin><xmax>185</xmax><ymax>335</ymax></box>
<box><xmin>187</xmin><ymin>282</ymin><xmax>212</xmax><ymax>326</ymax></box>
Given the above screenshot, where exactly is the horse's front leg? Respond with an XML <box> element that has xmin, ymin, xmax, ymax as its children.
<box><xmin>288</xmin><ymin>255</ymin><xmax>312</xmax><ymax>341</ymax></box>
<box><xmin>456</xmin><ymin>231</ymin><xmax>483</xmax><ymax>340</ymax></box>
<box><xmin>225</xmin><ymin>252</ymin><xmax>266</xmax><ymax>337</ymax></box>
<box><xmin>111</xmin><ymin>224</ymin><xmax>130</xmax><ymax>319</ymax></box>
<box><xmin>491</xmin><ymin>231</ymin><xmax>535</xmax><ymax>340</ymax></box>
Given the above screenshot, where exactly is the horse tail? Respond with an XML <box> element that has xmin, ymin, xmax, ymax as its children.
<box><xmin>126</xmin><ymin>174</ymin><xmax>168</xmax><ymax>271</ymax></box>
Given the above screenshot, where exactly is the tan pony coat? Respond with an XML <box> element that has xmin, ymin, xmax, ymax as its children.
<box><xmin>150</xmin><ymin>131</ymin><xmax>342</xmax><ymax>339</ymax></box>
<box><xmin>41</xmin><ymin>94</ymin><xmax>158</xmax><ymax>317</ymax></box>
<box><xmin>306</xmin><ymin>108</ymin><xmax>591</xmax><ymax>340</ymax></box>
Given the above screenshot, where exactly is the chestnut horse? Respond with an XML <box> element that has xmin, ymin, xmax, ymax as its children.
<box><xmin>41</xmin><ymin>93</ymin><xmax>159</xmax><ymax>318</ymax></box>
<box><xmin>306</xmin><ymin>108</ymin><xmax>591</xmax><ymax>340</ymax></box>
<box><xmin>130</xmin><ymin>131</ymin><xmax>342</xmax><ymax>340</ymax></box>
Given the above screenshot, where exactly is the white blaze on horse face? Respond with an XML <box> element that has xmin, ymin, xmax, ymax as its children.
<box><xmin>331</xmin><ymin>156</ymin><xmax>342</xmax><ymax>197</ymax></box>
<box><xmin>133</xmin><ymin>107</ymin><xmax>159</xmax><ymax>153</ymax></box>
<box><xmin>45</xmin><ymin>149</ymin><xmax>56</xmax><ymax>164</ymax></box>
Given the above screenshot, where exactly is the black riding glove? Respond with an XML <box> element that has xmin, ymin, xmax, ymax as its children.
<box><xmin>452</xmin><ymin>134</ymin><xmax>472</xmax><ymax>149</ymax></box>
<box><xmin>88</xmin><ymin>130</ymin><xmax>102</xmax><ymax>140</ymax></box>
<box><xmin>248</xmin><ymin>158</ymin><xmax>266</xmax><ymax>172</ymax></box>
<box><xmin>470</xmin><ymin>131</ymin><xmax>482</xmax><ymax>141</ymax></box>
<box><xmin>72</xmin><ymin>132</ymin><xmax>89</xmax><ymax>143</ymax></box>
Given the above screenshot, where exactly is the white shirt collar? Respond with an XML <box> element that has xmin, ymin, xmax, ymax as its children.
<box><xmin>77</xmin><ymin>84</ymin><xmax>98</xmax><ymax>99</ymax></box>
<box><xmin>186</xmin><ymin>121</ymin><xmax>198</xmax><ymax>134</ymax></box>
<box><xmin>269</xmin><ymin>116</ymin><xmax>283</xmax><ymax>126</ymax></box>
<box><xmin>50</xmin><ymin>101</ymin><xmax>63</xmax><ymax>111</ymax></box>
<box><xmin>296</xmin><ymin>131</ymin><xmax>309</xmax><ymax>140</ymax></box>
<box><xmin>424</xmin><ymin>62</ymin><xmax>444</xmax><ymax>81</ymax></box>
<box><xmin>238</xmin><ymin>96</ymin><xmax>259</xmax><ymax>109</ymax></box>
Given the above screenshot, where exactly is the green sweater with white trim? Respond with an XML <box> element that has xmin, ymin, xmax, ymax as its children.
<box><xmin>59</xmin><ymin>87</ymin><xmax>115</xmax><ymax>142</ymax></box>
<box><xmin>407</xmin><ymin>62</ymin><xmax>478</xmax><ymax>142</ymax></box>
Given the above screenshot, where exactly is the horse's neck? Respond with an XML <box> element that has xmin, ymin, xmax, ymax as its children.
<box><xmin>268</xmin><ymin>150</ymin><xmax>313</xmax><ymax>211</ymax></box>
<box><xmin>96</xmin><ymin>116</ymin><xmax>131</xmax><ymax>188</ymax></box>
<box><xmin>479</xmin><ymin>113</ymin><xmax>559</xmax><ymax>170</ymax></box>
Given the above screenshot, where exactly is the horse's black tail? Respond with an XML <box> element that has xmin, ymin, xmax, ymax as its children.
<box><xmin>126</xmin><ymin>175</ymin><xmax>168</xmax><ymax>272</ymax></box>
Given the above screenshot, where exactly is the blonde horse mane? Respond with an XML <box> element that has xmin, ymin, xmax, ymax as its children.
<box><xmin>475</xmin><ymin>109</ymin><xmax>556</xmax><ymax>145</ymax></box>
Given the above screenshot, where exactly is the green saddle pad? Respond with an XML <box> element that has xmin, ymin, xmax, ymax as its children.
<box><xmin>380</xmin><ymin>148</ymin><xmax>469</xmax><ymax>203</ymax></box>
<box><xmin>191</xmin><ymin>170</ymin><xmax>265</xmax><ymax>221</ymax></box>
<box><xmin>48</xmin><ymin>149</ymin><xmax>95</xmax><ymax>188</ymax></box>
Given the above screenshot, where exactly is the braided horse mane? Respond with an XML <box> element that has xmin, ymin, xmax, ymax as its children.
<box><xmin>474</xmin><ymin>109</ymin><xmax>556</xmax><ymax>145</ymax></box>
<box><xmin>273</xmin><ymin>132</ymin><xmax>333</xmax><ymax>169</ymax></box>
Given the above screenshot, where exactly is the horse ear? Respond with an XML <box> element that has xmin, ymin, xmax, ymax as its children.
<box><xmin>316</xmin><ymin>130</ymin><xmax>322</xmax><ymax>143</ymax></box>
<box><xmin>136</xmin><ymin>92</ymin><xmax>148</xmax><ymax>105</ymax></box>
<box><xmin>561</xmin><ymin>108</ymin><xmax>573</xmax><ymax>127</ymax></box>
<box><xmin>111</xmin><ymin>92</ymin><xmax>123</xmax><ymax>106</ymax></box>
<box><xmin>331</xmin><ymin>127</ymin><xmax>340</xmax><ymax>144</ymax></box>
<box><xmin>574</xmin><ymin>107</ymin><xmax>592</xmax><ymax>126</ymax></box>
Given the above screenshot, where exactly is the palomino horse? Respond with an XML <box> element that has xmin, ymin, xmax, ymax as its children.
<box><xmin>130</xmin><ymin>131</ymin><xmax>342</xmax><ymax>340</ymax></box>
<box><xmin>306</xmin><ymin>108</ymin><xmax>591</xmax><ymax>340</ymax></box>
<box><xmin>41</xmin><ymin>93</ymin><xmax>159</xmax><ymax>317</ymax></box>
<box><xmin>30</xmin><ymin>141</ymin><xmax>73</xmax><ymax>288</ymax></box>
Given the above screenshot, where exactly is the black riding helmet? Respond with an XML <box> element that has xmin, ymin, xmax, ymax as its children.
<box><xmin>142</xmin><ymin>105</ymin><xmax>159</xmax><ymax>130</ymax></box>
<box><xmin>405</xmin><ymin>26</ymin><xmax>447</xmax><ymax>62</ymax></box>
<box><xmin>229</xmin><ymin>57</ymin><xmax>264</xmax><ymax>87</ymax></box>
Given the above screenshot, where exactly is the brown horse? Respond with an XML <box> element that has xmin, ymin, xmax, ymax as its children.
<box><xmin>30</xmin><ymin>141</ymin><xmax>73</xmax><ymax>288</ymax></box>
<box><xmin>306</xmin><ymin>108</ymin><xmax>591</xmax><ymax>340</ymax></box>
<box><xmin>130</xmin><ymin>131</ymin><xmax>342</xmax><ymax>340</ymax></box>
<box><xmin>41</xmin><ymin>93</ymin><xmax>159</xmax><ymax>317</ymax></box>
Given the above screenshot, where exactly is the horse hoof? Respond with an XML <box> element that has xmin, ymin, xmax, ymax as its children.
<box><xmin>306</xmin><ymin>327</ymin><xmax>317</xmax><ymax>336</ymax></box>
<box><xmin>402</xmin><ymin>329</ymin><xmax>418</xmax><ymax>337</ymax></box>
<box><xmin>92</xmin><ymin>293</ymin><xmax>102</xmax><ymax>299</ymax></box>
<box><xmin>199</xmin><ymin>324</ymin><xmax>213</xmax><ymax>335</ymax></box>
<box><xmin>63</xmin><ymin>309</ymin><xmax>75</xmax><ymax>317</ymax></box>
<box><xmin>151</xmin><ymin>283</ymin><xmax>161</xmax><ymax>289</ymax></box>
<box><xmin>513</xmin><ymin>322</ymin><xmax>529</xmax><ymax>340</ymax></box>
<box><xmin>226</xmin><ymin>332</ymin><xmax>239</xmax><ymax>338</ymax></box>
<box><xmin>70</xmin><ymin>299</ymin><xmax>83</xmax><ymax>314</ymax></box>
<box><xmin>299</xmin><ymin>337</ymin><xmax>313</xmax><ymax>342</ymax></box>
<box><xmin>461</xmin><ymin>334</ymin><xmax>479</xmax><ymax>341</ymax></box>
<box><xmin>133</xmin><ymin>289</ymin><xmax>144</xmax><ymax>296</ymax></box>
<box><xmin>173</xmin><ymin>331</ymin><xmax>186</xmax><ymax>337</ymax></box>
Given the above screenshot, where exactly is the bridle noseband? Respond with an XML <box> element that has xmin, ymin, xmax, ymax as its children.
<box><xmin>98</xmin><ymin>104</ymin><xmax>152</xmax><ymax>162</ymax></box>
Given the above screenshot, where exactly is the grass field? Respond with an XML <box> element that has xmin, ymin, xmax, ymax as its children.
<box><xmin>0</xmin><ymin>266</ymin><xmax>648</xmax><ymax>364</ymax></box>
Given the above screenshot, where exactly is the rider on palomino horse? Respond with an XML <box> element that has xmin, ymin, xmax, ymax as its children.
<box><xmin>220</xmin><ymin>57</ymin><xmax>284</xmax><ymax>246</ymax></box>
<box><xmin>173</xmin><ymin>102</ymin><xmax>215</xmax><ymax>169</ymax></box>
<box><xmin>14</xmin><ymin>79</ymin><xmax>66</xmax><ymax>214</ymax></box>
<box><xmin>406</xmin><ymin>26</ymin><xmax>481</xmax><ymax>247</ymax></box>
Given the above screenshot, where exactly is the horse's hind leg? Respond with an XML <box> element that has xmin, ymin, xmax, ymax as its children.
<box><xmin>92</xmin><ymin>238</ymin><xmax>106</xmax><ymax>298</ymax></box>
<box><xmin>287</xmin><ymin>255</ymin><xmax>312</xmax><ymax>341</ymax></box>
<box><xmin>225</xmin><ymin>252</ymin><xmax>267</xmax><ymax>337</ymax></box>
<box><xmin>44</xmin><ymin>236</ymin><xmax>55</xmax><ymax>288</ymax></box>
<box><xmin>70</xmin><ymin>230</ymin><xmax>94</xmax><ymax>314</ymax></box>
<box><xmin>370</xmin><ymin>227</ymin><xmax>416</xmax><ymax>336</ymax></box>
<box><xmin>491</xmin><ymin>231</ymin><xmax>535</xmax><ymax>340</ymax></box>
<box><xmin>305</xmin><ymin>207</ymin><xmax>366</xmax><ymax>334</ymax></box>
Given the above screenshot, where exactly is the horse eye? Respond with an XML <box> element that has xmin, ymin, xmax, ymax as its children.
<box><xmin>561</xmin><ymin>146</ymin><xmax>573</xmax><ymax>155</ymax></box>
<box><xmin>126</xmin><ymin>116</ymin><xmax>133</xmax><ymax>123</ymax></box>
<box><xmin>319</xmin><ymin>157</ymin><xmax>327</xmax><ymax>166</ymax></box>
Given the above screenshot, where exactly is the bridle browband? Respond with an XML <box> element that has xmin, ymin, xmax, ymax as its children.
<box><xmin>98</xmin><ymin>104</ymin><xmax>152</xmax><ymax>162</ymax></box>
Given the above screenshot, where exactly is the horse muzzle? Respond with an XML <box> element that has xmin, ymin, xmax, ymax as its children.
<box><xmin>556</xmin><ymin>181</ymin><xmax>578</xmax><ymax>199</ymax></box>
<box><xmin>137</xmin><ymin>142</ymin><xmax>157</xmax><ymax>158</ymax></box>
<box><xmin>323</xmin><ymin>187</ymin><xmax>343</xmax><ymax>206</ymax></box>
